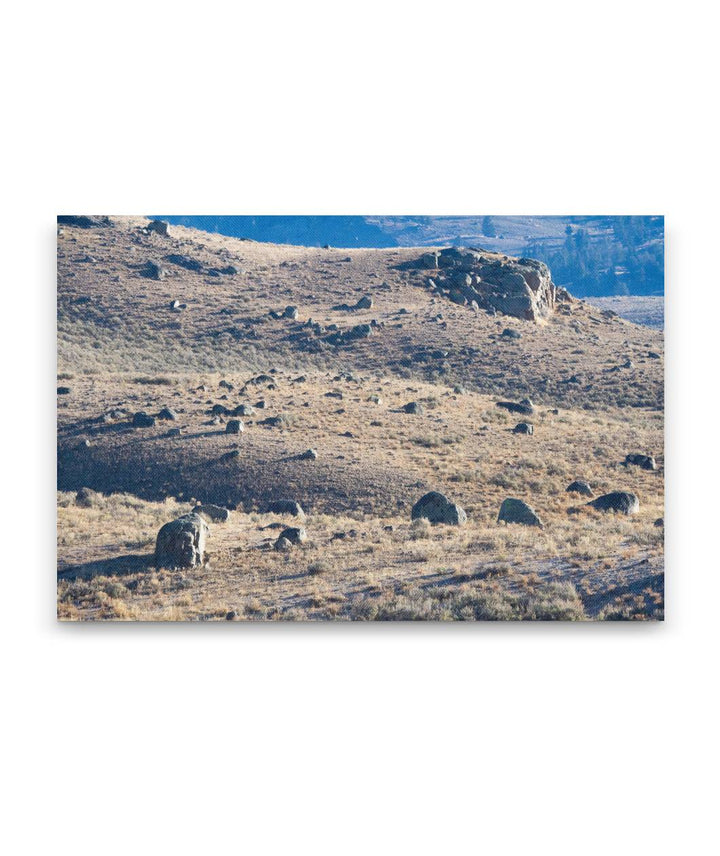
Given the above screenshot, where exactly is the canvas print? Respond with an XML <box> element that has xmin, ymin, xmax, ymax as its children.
<box><xmin>57</xmin><ymin>215</ymin><xmax>664</xmax><ymax>621</ymax></box>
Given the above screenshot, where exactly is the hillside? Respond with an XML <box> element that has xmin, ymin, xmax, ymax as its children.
<box><xmin>57</xmin><ymin>216</ymin><xmax>664</xmax><ymax>621</ymax></box>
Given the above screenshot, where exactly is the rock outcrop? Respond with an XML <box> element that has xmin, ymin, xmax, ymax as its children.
<box><xmin>155</xmin><ymin>513</ymin><xmax>209</xmax><ymax>569</ymax></box>
<box><xmin>419</xmin><ymin>247</ymin><xmax>556</xmax><ymax>322</ymax></box>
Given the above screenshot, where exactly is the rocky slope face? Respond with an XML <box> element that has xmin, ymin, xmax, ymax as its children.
<box><xmin>418</xmin><ymin>247</ymin><xmax>557</xmax><ymax>322</ymax></box>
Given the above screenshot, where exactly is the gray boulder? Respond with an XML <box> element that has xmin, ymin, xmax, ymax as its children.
<box><xmin>142</xmin><ymin>260</ymin><xmax>167</xmax><ymax>280</ymax></box>
<box><xmin>274</xmin><ymin>527</ymin><xmax>307</xmax><ymax>549</ymax></box>
<box><xmin>624</xmin><ymin>453</ymin><xmax>657</xmax><ymax>471</ymax></box>
<box><xmin>411</xmin><ymin>491</ymin><xmax>467</xmax><ymax>525</ymax></box>
<box><xmin>403</xmin><ymin>401</ymin><xmax>423</xmax><ymax>414</ymax></box>
<box><xmin>497</xmin><ymin>498</ymin><xmax>543</xmax><ymax>528</ymax></box>
<box><xmin>193</xmin><ymin>504</ymin><xmax>231</xmax><ymax>523</ymax></box>
<box><xmin>155</xmin><ymin>513</ymin><xmax>209</xmax><ymax>569</ymax></box>
<box><xmin>566</xmin><ymin>480</ymin><xmax>593</xmax><ymax>497</ymax></box>
<box><xmin>267</xmin><ymin>499</ymin><xmax>305</xmax><ymax>518</ymax></box>
<box><xmin>513</xmin><ymin>422</ymin><xmax>534</xmax><ymax>435</ymax></box>
<box><xmin>146</xmin><ymin>219</ymin><xmax>169</xmax><ymax>236</ymax></box>
<box><xmin>587</xmin><ymin>491</ymin><xmax>640</xmax><ymax>515</ymax></box>
<box><xmin>497</xmin><ymin>398</ymin><xmax>534</xmax><ymax>416</ymax></box>
<box><xmin>298</xmin><ymin>448</ymin><xmax>318</xmax><ymax>460</ymax></box>
<box><xmin>283</xmin><ymin>305</ymin><xmax>299</xmax><ymax>319</ymax></box>
<box><xmin>231</xmin><ymin>404</ymin><xmax>255</xmax><ymax>417</ymax></box>
<box><xmin>226</xmin><ymin>419</ymin><xmax>244</xmax><ymax>434</ymax></box>
<box><xmin>157</xmin><ymin>407</ymin><xmax>177</xmax><ymax>421</ymax></box>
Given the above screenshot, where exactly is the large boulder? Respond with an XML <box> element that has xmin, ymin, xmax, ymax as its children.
<box><xmin>497</xmin><ymin>498</ymin><xmax>543</xmax><ymax>528</ymax></box>
<box><xmin>155</xmin><ymin>513</ymin><xmax>209</xmax><ymax>569</ymax></box>
<box><xmin>587</xmin><ymin>491</ymin><xmax>640</xmax><ymax>515</ymax></box>
<box><xmin>411</xmin><ymin>491</ymin><xmax>467</xmax><ymax>525</ymax></box>
<box><xmin>424</xmin><ymin>248</ymin><xmax>557</xmax><ymax>322</ymax></box>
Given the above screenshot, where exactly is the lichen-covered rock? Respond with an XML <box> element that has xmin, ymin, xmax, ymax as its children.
<box><xmin>587</xmin><ymin>491</ymin><xmax>640</xmax><ymax>515</ymax></box>
<box><xmin>497</xmin><ymin>498</ymin><xmax>543</xmax><ymax>528</ymax></box>
<box><xmin>411</xmin><ymin>491</ymin><xmax>467</xmax><ymax>525</ymax></box>
<box><xmin>155</xmin><ymin>513</ymin><xmax>209</xmax><ymax>569</ymax></box>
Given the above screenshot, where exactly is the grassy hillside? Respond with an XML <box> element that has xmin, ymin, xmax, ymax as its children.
<box><xmin>57</xmin><ymin>216</ymin><xmax>664</xmax><ymax>620</ymax></box>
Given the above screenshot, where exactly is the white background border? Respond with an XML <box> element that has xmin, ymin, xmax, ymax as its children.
<box><xmin>2</xmin><ymin>2</ymin><xmax>717</xmax><ymax>854</ymax></box>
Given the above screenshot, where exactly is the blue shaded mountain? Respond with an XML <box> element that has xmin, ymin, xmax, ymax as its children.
<box><xmin>153</xmin><ymin>215</ymin><xmax>398</xmax><ymax>249</ymax></box>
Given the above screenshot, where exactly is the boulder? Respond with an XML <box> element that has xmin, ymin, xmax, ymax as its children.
<box><xmin>654</xmin><ymin>517</ymin><xmax>664</xmax><ymax>527</ymax></box>
<box><xmin>624</xmin><ymin>453</ymin><xmax>657</xmax><ymax>471</ymax></box>
<box><xmin>497</xmin><ymin>498</ymin><xmax>543</xmax><ymax>528</ymax></box>
<box><xmin>57</xmin><ymin>386</ymin><xmax>71</xmax><ymax>395</ymax></box>
<box><xmin>142</xmin><ymin>260</ymin><xmax>167</xmax><ymax>280</ymax></box>
<box><xmin>146</xmin><ymin>219</ymin><xmax>169</xmax><ymax>236</ymax></box>
<box><xmin>356</xmin><ymin>295</ymin><xmax>373</xmax><ymax>309</ymax></box>
<box><xmin>274</xmin><ymin>527</ymin><xmax>307</xmax><ymax>549</ymax></box>
<box><xmin>403</xmin><ymin>401</ymin><xmax>423</xmax><ymax>414</ymax></box>
<box><xmin>587</xmin><ymin>491</ymin><xmax>640</xmax><ymax>515</ymax></box>
<box><xmin>411</xmin><ymin>491</ymin><xmax>467</xmax><ymax>525</ymax></box>
<box><xmin>501</xmin><ymin>328</ymin><xmax>522</xmax><ymax>339</ymax></box>
<box><xmin>132</xmin><ymin>411</ymin><xmax>155</xmax><ymax>428</ymax></box>
<box><xmin>566</xmin><ymin>480</ymin><xmax>593</xmax><ymax>497</ymax></box>
<box><xmin>513</xmin><ymin>422</ymin><xmax>534</xmax><ymax>435</ymax></box>
<box><xmin>193</xmin><ymin>504</ymin><xmax>231</xmax><ymax>523</ymax></box>
<box><xmin>267</xmin><ymin>499</ymin><xmax>305</xmax><ymax>518</ymax></box>
<box><xmin>155</xmin><ymin>513</ymin><xmax>208</xmax><ymax>569</ymax></box>
<box><xmin>225</xmin><ymin>419</ymin><xmax>244</xmax><ymax>434</ymax></box>
<box><xmin>283</xmin><ymin>305</ymin><xmax>299</xmax><ymax>319</ymax></box>
<box><xmin>231</xmin><ymin>404</ymin><xmax>255</xmax><ymax>417</ymax></box>
<box><xmin>157</xmin><ymin>407</ymin><xmax>177</xmax><ymax>421</ymax></box>
<box><xmin>497</xmin><ymin>398</ymin><xmax>534</xmax><ymax>416</ymax></box>
<box><xmin>298</xmin><ymin>448</ymin><xmax>318</xmax><ymax>460</ymax></box>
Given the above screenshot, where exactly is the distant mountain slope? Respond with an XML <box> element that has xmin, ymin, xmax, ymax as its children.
<box><xmin>154</xmin><ymin>215</ymin><xmax>398</xmax><ymax>248</ymax></box>
<box><xmin>152</xmin><ymin>215</ymin><xmax>663</xmax><ymax>297</ymax></box>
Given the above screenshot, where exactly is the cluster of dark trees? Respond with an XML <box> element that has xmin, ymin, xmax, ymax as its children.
<box><xmin>523</xmin><ymin>216</ymin><xmax>664</xmax><ymax>297</ymax></box>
